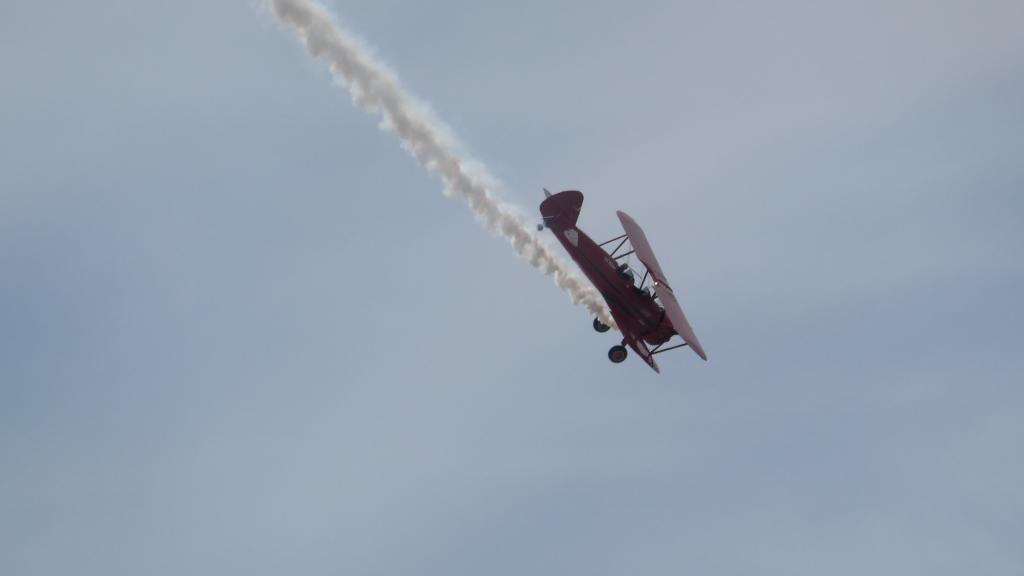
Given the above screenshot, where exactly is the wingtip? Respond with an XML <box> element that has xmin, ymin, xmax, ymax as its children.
<box><xmin>693</xmin><ymin>343</ymin><xmax>708</xmax><ymax>361</ymax></box>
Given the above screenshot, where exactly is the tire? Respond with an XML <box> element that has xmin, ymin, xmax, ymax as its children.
<box><xmin>608</xmin><ymin>345</ymin><xmax>628</xmax><ymax>363</ymax></box>
<box><xmin>593</xmin><ymin>318</ymin><xmax>611</xmax><ymax>333</ymax></box>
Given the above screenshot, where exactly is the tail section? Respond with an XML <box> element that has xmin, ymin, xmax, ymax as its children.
<box><xmin>539</xmin><ymin>190</ymin><xmax>584</xmax><ymax>229</ymax></box>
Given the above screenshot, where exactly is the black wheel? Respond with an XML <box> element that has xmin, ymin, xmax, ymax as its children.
<box><xmin>593</xmin><ymin>318</ymin><xmax>611</xmax><ymax>333</ymax></box>
<box><xmin>608</xmin><ymin>345</ymin><xmax>628</xmax><ymax>364</ymax></box>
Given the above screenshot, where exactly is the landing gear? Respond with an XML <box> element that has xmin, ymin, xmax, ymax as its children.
<box><xmin>593</xmin><ymin>318</ymin><xmax>611</xmax><ymax>333</ymax></box>
<box><xmin>608</xmin><ymin>345</ymin><xmax>628</xmax><ymax>364</ymax></box>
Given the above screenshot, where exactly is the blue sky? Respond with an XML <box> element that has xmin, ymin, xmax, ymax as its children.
<box><xmin>2</xmin><ymin>1</ymin><xmax>1022</xmax><ymax>574</ymax></box>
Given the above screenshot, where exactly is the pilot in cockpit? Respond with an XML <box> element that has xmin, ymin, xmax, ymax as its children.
<box><xmin>616</xmin><ymin>263</ymin><xmax>634</xmax><ymax>284</ymax></box>
<box><xmin>618</xmin><ymin>263</ymin><xmax>655</xmax><ymax>299</ymax></box>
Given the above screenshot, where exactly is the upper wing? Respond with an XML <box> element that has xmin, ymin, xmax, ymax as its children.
<box><xmin>617</xmin><ymin>211</ymin><xmax>707</xmax><ymax>361</ymax></box>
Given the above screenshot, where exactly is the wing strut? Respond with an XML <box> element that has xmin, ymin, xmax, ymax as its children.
<box><xmin>650</xmin><ymin>341</ymin><xmax>690</xmax><ymax>356</ymax></box>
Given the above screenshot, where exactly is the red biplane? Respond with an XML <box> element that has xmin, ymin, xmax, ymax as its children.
<box><xmin>539</xmin><ymin>189</ymin><xmax>707</xmax><ymax>373</ymax></box>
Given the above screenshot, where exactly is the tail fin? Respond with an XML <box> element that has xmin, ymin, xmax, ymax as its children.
<box><xmin>539</xmin><ymin>190</ymin><xmax>584</xmax><ymax>229</ymax></box>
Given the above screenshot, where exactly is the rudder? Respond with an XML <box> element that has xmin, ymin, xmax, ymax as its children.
<box><xmin>539</xmin><ymin>190</ymin><xmax>584</xmax><ymax>229</ymax></box>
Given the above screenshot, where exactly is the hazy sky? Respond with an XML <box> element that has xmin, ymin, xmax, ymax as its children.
<box><xmin>2</xmin><ymin>1</ymin><xmax>1022</xmax><ymax>574</ymax></box>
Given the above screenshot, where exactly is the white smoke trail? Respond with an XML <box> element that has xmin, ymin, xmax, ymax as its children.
<box><xmin>270</xmin><ymin>0</ymin><xmax>614</xmax><ymax>327</ymax></box>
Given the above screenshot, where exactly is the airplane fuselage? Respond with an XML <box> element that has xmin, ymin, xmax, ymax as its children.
<box><xmin>540</xmin><ymin>192</ymin><xmax>675</xmax><ymax>346</ymax></box>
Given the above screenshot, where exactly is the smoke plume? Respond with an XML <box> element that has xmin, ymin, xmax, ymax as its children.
<box><xmin>271</xmin><ymin>0</ymin><xmax>613</xmax><ymax>326</ymax></box>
